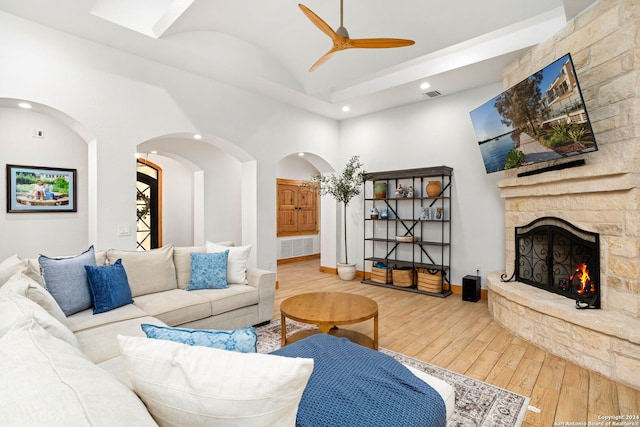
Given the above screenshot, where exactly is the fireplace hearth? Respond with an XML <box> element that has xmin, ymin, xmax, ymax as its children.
<box><xmin>502</xmin><ymin>217</ymin><xmax>600</xmax><ymax>309</ymax></box>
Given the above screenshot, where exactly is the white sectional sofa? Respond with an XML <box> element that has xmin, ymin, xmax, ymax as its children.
<box><xmin>0</xmin><ymin>244</ymin><xmax>455</xmax><ymax>426</ymax></box>
<box><xmin>1</xmin><ymin>244</ymin><xmax>276</xmax><ymax>368</ymax></box>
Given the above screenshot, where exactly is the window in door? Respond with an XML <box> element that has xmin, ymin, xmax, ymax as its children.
<box><xmin>136</xmin><ymin>159</ymin><xmax>162</xmax><ymax>250</ymax></box>
<box><xmin>277</xmin><ymin>178</ymin><xmax>318</xmax><ymax>236</ymax></box>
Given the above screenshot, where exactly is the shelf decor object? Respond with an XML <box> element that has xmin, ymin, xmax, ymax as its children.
<box><xmin>363</xmin><ymin>166</ymin><xmax>452</xmax><ymax>297</ymax></box>
<box><xmin>426</xmin><ymin>180</ymin><xmax>441</xmax><ymax>197</ymax></box>
<box><xmin>374</xmin><ymin>182</ymin><xmax>387</xmax><ymax>199</ymax></box>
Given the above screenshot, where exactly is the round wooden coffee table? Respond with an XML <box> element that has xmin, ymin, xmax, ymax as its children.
<box><xmin>280</xmin><ymin>292</ymin><xmax>379</xmax><ymax>350</ymax></box>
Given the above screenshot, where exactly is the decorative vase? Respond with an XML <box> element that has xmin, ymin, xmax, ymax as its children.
<box><xmin>426</xmin><ymin>180</ymin><xmax>441</xmax><ymax>197</ymax></box>
<box><xmin>337</xmin><ymin>263</ymin><xmax>357</xmax><ymax>280</ymax></box>
<box><xmin>374</xmin><ymin>182</ymin><xmax>387</xmax><ymax>199</ymax></box>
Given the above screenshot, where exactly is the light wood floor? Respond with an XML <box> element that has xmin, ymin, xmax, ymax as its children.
<box><xmin>273</xmin><ymin>259</ymin><xmax>640</xmax><ymax>427</ymax></box>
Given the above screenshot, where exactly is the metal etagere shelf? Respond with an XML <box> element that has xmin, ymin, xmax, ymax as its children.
<box><xmin>362</xmin><ymin>166</ymin><xmax>452</xmax><ymax>297</ymax></box>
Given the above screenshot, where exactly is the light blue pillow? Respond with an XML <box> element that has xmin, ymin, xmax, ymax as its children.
<box><xmin>84</xmin><ymin>259</ymin><xmax>133</xmax><ymax>314</ymax></box>
<box><xmin>39</xmin><ymin>246</ymin><xmax>96</xmax><ymax>316</ymax></box>
<box><xmin>140</xmin><ymin>324</ymin><xmax>258</xmax><ymax>353</ymax></box>
<box><xmin>187</xmin><ymin>251</ymin><xmax>229</xmax><ymax>290</ymax></box>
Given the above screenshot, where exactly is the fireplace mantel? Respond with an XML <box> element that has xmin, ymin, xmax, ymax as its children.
<box><xmin>498</xmin><ymin>160</ymin><xmax>635</xmax><ymax>199</ymax></box>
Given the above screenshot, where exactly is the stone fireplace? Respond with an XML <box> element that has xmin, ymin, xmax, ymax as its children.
<box><xmin>486</xmin><ymin>0</ymin><xmax>640</xmax><ymax>390</ymax></box>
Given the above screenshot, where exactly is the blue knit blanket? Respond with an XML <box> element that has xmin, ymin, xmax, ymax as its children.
<box><xmin>271</xmin><ymin>334</ymin><xmax>446</xmax><ymax>427</ymax></box>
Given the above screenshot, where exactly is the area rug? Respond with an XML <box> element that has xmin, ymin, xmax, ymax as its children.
<box><xmin>255</xmin><ymin>319</ymin><xmax>530</xmax><ymax>427</ymax></box>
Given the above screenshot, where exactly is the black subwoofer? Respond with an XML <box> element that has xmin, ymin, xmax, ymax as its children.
<box><xmin>462</xmin><ymin>275</ymin><xmax>481</xmax><ymax>302</ymax></box>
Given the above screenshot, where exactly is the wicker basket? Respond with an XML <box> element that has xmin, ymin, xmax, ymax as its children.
<box><xmin>417</xmin><ymin>268</ymin><xmax>443</xmax><ymax>293</ymax></box>
<box><xmin>392</xmin><ymin>267</ymin><xmax>416</xmax><ymax>287</ymax></box>
<box><xmin>370</xmin><ymin>266</ymin><xmax>392</xmax><ymax>284</ymax></box>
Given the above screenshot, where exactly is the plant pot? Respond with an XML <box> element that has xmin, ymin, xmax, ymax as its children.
<box><xmin>337</xmin><ymin>263</ymin><xmax>357</xmax><ymax>281</ymax></box>
<box><xmin>374</xmin><ymin>182</ymin><xmax>387</xmax><ymax>199</ymax></box>
<box><xmin>426</xmin><ymin>180</ymin><xmax>441</xmax><ymax>197</ymax></box>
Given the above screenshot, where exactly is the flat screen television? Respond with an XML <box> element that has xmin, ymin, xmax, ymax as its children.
<box><xmin>469</xmin><ymin>53</ymin><xmax>598</xmax><ymax>174</ymax></box>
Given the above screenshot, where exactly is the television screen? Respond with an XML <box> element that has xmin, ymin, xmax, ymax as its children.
<box><xmin>469</xmin><ymin>53</ymin><xmax>598</xmax><ymax>174</ymax></box>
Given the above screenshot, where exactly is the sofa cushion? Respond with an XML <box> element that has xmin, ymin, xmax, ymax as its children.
<box><xmin>0</xmin><ymin>317</ymin><xmax>157</xmax><ymax>427</ymax></box>
<box><xmin>85</xmin><ymin>259</ymin><xmax>133</xmax><ymax>314</ymax></box>
<box><xmin>118</xmin><ymin>335</ymin><xmax>313</xmax><ymax>427</ymax></box>
<box><xmin>190</xmin><ymin>284</ymin><xmax>260</xmax><ymax>316</ymax></box>
<box><xmin>0</xmin><ymin>271</ymin><xmax>69</xmax><ymax>328</ymax></box>
<box><xmin>206</xmin><ymin>241</ymin><xmax>252</xmax><ymax>284</ymax></box>
<box><xmin>141</xmin><ymin>323</ymin><xmax>258</xmax><ymax>353</ymax></box>
<box><xmin>38</xmin><ymin>246</ymin><xmax>96</xmax><ymax>316</ymax></box>
<box><xmin>0</xmin><ymin>255</ymin><xmax>42</xmax><ymax>286</ymax></box>
<box><xmin>188</xmin><ymin>251</ymin><xmax>229</xmax><ymax>290</ymax></box>
<box><xmin>0</xmin><ymin>292</ymin><xmax>79</xmax><ymax>349</ymax></box>
<box><xmin>132</xmin><ymin>289</ymin><xmax>211</xmax><ymax>326</ymax></box>
<box><xmin>75</xmin><ymin>316</ymin><xmax>166</xmax><ymax>364</ymax></box>
<box><xmin>66</xmin><ymin>303</ymin><xmax>149</xmax><ymax>333</ymax></box>
<box><xmin>173</xmin><ymin>245</ymin><xmax>206</xmax><ymax>289</ymax></box>
<box><xmin>107</xmin><ymin>245</ymin><xmax>177</xmax><ymax>297</ymax></box>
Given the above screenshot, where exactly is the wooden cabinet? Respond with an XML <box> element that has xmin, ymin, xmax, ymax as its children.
<box><xmin>277</xmin><ymin>179</ymin><xmax>318</xmax><ymax>236</ymax></box>
<box><xmin>362</xmin><ymin>166</ymin><xmax>452</xmax><ymax>297</ymax></box>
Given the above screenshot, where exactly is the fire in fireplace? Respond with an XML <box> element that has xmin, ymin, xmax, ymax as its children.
<box><xmin>502</xmin><ymin>217</ymin><xmax>600</xmax><ymax>309</ymax></box>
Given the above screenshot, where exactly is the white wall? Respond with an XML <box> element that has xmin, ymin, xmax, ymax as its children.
<box><xmin>0</xmin><ymin>10</ymin><xmax>339</xmax><ymax>272</ymax></box>
<box><xmin>138</xmin><ymin>154</ymin><xmax>195</xmax><ymax>247</ymax></box>
<box><xmin>340</xmin><ymin>85</ymin><xmax>506</xmax><ymax>287</ymax></box>
<box><xmin>0</xmin><ymin>108</ymin><xmax>88</xmax><ymax>258</ymax></box>
<box><xmin>0</xmin><ymin>10</ymin><xmax>508</xmax><ymax>283</ymax></box>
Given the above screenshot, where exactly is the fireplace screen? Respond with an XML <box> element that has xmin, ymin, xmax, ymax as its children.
<box><xmin>505</xmin><ymin>217</ymin><xmax>600</xmax><ymax>309</ymax></box>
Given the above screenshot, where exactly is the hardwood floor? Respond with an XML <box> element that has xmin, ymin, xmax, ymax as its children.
<box><xmin>273</xmin><ymin>259</ymin><xmax>640</xmax><ymax>427</ymax></box>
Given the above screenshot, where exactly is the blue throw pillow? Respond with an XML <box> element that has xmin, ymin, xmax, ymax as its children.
<box><xmin>187</xmin><ymin>251</ymin><xmax>229</xmax><ymax>290</ymax></box>
<box><xmin>84</xmin><ymin>259</ymin><xmax>133</xmax><ymax>314</ymax></box>
<box><xmin>140</xmin><ymin>324</ymin><xmax>258</xmax><ymax>353</ymax></box>
<box><xmin>39</xmin><ymin>246</ymin><xmax>96</xmax><ymax>316</ymax></box>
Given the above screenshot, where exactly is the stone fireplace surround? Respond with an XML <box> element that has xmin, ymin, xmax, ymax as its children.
<box><xmin>486</xmin><ymin>0</ymin><xmax>639</xmax><ymax>390</ymax></box>
<box><xmin>488</xmin><ymin>162</ymin><xmax>640</xmax><ymax>390</ymax></box>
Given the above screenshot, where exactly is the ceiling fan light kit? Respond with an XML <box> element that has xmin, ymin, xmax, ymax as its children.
<box><xmin>298</xmin><ymin>1</ymin><xmax>415</xmax><ymax>71</ymax></box>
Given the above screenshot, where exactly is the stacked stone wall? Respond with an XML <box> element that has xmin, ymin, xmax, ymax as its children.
<box><xmin>489</xmin><ymin>0</ymin><xmax>640</xmax><ymax>389</ymax></box>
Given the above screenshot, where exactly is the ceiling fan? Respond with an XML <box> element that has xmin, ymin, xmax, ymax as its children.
<box><xmin>298</xmin><ymin>1</ymin><xmax>415</xmax><ymax>72</ymax></box>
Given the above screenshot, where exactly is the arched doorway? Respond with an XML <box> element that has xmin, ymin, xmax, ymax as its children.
<box><xmin>136</xmin><ymin>158</ymin><xmax>162</xmax><ymax>250</ymax></box>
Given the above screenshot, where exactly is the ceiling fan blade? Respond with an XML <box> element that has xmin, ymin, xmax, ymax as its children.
<box><xmin>309</xmin><ymin>49</ymin><xmax>338</xmax><ymax>72</ymax></box>
<box><xmin>347</xmin><ymin>38</ymin><xmax>415</xmax><ymax>49</ymax></box>
<box><xmin>298</xmin><ymin>4</ymin><xmax>340</xmax><ymax>42</ymax></box>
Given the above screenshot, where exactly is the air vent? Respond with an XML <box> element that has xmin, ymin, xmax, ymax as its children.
<box><xmin>422</xmin><ymin>90</ymin><xmax>442</xmax><ymax>98</ymax></box>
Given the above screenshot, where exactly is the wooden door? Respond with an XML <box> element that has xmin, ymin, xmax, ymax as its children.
<box><xmin>277</xmin><ymin>184</ymin><xmax>299</xmax><ymax>234</ymax></box>
<box><xmin>296</xmin><ymin>185</ymin><xmax>317</xmax><ymax>232</ymax></box>
<box><xmin>277</xmin><ymin>179</ymin><xmax>318</xmax><ymax>236</ymax></box>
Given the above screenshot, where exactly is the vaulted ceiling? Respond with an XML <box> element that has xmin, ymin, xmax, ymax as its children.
<box><xmin>0</xmin><ymin>0</ymin><xmax>597</xmax><ymax>119</ymax></box>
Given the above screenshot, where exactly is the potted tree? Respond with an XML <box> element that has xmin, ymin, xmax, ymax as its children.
<box><xmin>307</xmin><ymin>155</ymin><xmax>368</xmax><ymax>280</ymax></box>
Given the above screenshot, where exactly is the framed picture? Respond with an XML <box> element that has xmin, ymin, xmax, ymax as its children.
<box><xmin>6</xmin><ymin>164</ymin><xmax>77</xmax><ymax>213</ymax></box>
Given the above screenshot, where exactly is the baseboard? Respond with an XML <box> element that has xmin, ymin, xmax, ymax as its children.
<box><xmin>319</xmin><ymin>265</ymin><xmax>364</xmax><ymax>279</ymax></box>
<box><xmin>323</xmin><ymin>268</ymin><xmax>487</xmax><ymax>298</ymax></box>
<box><xmin>277</xmin><ymin>253</ymin><xmax>320</xmax><ymax>265</ymax></box>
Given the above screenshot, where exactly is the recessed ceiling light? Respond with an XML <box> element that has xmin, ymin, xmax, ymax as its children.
<box><xmin>342</xmin><ymin>106</ymin><xmax>350</xmax><ymax>112</ymax></box>
<box><xmin>18</xmin><ymin>102</ymin><xmax>32</xmax><ymax>109</ymax></box>
<box><xmin>298</xmin><ymin>152</ymin><xmax>305</xmax><ymax>157</ymax></box>
<box><xmin>420</xmin><ymin>82</ymin><xmax>431</xmax><ymax>90</ymax></box>
<box><xmin>150</xmin><ymin>150</ymin><xmax>158</xmax><ymax>154</ymax></box>
<box><xmin>193</xmin><ymin>134</ymin><xmax>202</xmax><ymax>140</ymax></box>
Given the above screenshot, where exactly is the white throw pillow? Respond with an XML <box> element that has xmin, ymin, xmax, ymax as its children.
<box><xmin>0</xmin><ymin>292</ymin><xmax>79</xmax><ymax>348</ymax></box>
<box><xmin>0</xmin><ymin>316</ymin><xmax>157</xmax><ymax>427</ymax></box>
<box><xmin>118</xmin><ymin>335</ymin><xmax>314</xmax><ymax>427</ymax></box>
<box><xmin>1</xmin><ymin>271</ymin><xmax>69</xmax><ymax>327</ymax></box>
<box><xmin>206</xmin><ymin>241</ymin><xmax>252</xmax><ymax>284</ymax></box>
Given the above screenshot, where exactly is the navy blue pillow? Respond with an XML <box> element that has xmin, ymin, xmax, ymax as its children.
<box><xmin>84</xmin><ymin>259</ymin><xmax>133</xmax><ymax>314</ymax></box>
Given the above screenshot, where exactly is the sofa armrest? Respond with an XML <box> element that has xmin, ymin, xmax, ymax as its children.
<box><xmin>246</xmin><ymin>267</ymin><xmax>276</xmax><ymax>324</ymax></box>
